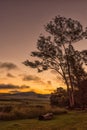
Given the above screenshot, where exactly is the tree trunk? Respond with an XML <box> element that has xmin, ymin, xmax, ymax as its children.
<box><xmin>70</xmin><ymin>80</ymin><xmax>75</xmax><ymax>108</ymax></box>
<box><xmin>67</xmin><ymin>86</ymin><xmax>74</xmax><ymax>108</ymax></box>
<box><xmin>70</xmin><ymin>91</ymin><xmax>75</xmax><ymax>108</ymax></box>
<box><xmin>62</xmin><ymin>43</ymin><xmax>75</xmax><ymax>108</ymax></box>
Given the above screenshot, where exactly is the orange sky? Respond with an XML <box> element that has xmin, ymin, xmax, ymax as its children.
<box><xmin>0</xmin><ymin>0</ymin><xmax>87</xmax><ymax>94</ymax></box>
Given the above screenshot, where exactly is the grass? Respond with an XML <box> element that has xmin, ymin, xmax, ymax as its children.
<box><xmin>0</xmin><ymin>104</ymin><xmax>67</xmax><ymax>120</ymax></box>
<box><xmin>0</xmin><ymin>111</ymin><xmax>87</xmax><ymax>130</ymax></box>
<box><xmin>0</xmin><ymin>98</ymin><xmax>67</xmax><ymax>120</ymax></box>
<box><xmin>0</xmin><ymin>98</ymin><xmax>87</xmax><ymax>129</ymax></box>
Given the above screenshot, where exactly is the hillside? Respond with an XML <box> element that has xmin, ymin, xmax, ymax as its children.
<box><xmin>0</xmin><ymin>91</ymin><xmax>50</xmax><ymax>101</ymax></box>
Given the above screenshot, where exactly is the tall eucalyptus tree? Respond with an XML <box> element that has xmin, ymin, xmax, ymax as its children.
<box><xmin>24</xmin><ymin>16</ymin><xmax>87</xmax><ymax>108</ymax></box>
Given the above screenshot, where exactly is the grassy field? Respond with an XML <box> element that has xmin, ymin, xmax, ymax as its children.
<box><xmin>0</xmin><ymin>100</ymin><xmax>67</xmax><ymax>120</ymax></box>
<box><xmin>0</xmin><ymin>111</ymin><xmax>87</xmax><ymax>130</ymax></box>
<box><xmin>0</xmin><ymin>96</ymin><xmax>87</xmax><ymax>130</ymax></box>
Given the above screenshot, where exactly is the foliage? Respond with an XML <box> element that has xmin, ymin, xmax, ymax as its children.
<box><xmin>51</xmin><ymin>84</ymin><xmax>87</xmax><ymax>109</ymax></box>
<box><xmin>24</xmin><ymin>15</ymin><xmax>87</xmax><ymax>108</ymax></box>
<box><xmin>50</xmin><ymin>87</ymin><xmax>69</xmax><ymax>107</ymax></box>
<box><xmin>74</xmin><ymin>79</ymin><xmax>87</xmax><ymax>109</ymax></box>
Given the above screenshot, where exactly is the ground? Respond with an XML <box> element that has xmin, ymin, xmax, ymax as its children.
<box><xmin>0</xmin><ymin>111</ymin><xmax>87</xmax><ymax>130</ymax></box>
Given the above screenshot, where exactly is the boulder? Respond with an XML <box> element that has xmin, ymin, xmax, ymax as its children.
<box><xmin>39</xmin><ymin>113</ymin><xmax>53</xmax><ymax>120</ymax></box>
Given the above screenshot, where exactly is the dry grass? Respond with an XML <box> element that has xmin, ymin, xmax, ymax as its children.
<box><xmin>0</xmin><ymin>104</ymin><xmax>67</xmax><ymax>120</ymax></box>
<box><xmin>0</xmin><ymin>111</ymin><xmax>87</xmax><ymax>130</ymax></box>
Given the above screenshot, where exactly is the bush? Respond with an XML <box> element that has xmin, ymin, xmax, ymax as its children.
<box><xmin>50</xmin><ymin>87</ymin><xmax>69</xmax><ymax>107</ymax></box>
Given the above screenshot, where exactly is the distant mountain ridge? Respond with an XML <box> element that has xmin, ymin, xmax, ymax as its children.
<box><xmin>12</xmin><ymin>91</ymin><xmax>50</xmax><ymax>98</ymax></box>
<box><xmin>0</xmin><ymin>91</ymin><xmax>50</xmax><ymax>100</ymax></box>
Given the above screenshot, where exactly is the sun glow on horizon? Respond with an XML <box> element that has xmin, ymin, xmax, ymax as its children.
<box><xmin>0</xmin><ymin>1</ymin><xmax>87</xmax><ymax>94</ymax></box>
<box><xmin>0</xmin><ymin>72</ymin><xmax>66</xmax><ymax>94</ymax></box>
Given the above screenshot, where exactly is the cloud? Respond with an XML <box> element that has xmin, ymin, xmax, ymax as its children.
<box><xmin>44</xmin><ymin>88</ymin><xmax>54</xmax><ymax>92</ymax></box>
<box><xmin>51</xmin><ymin>70</ymin><xmax>58</xmax><ymax>74</ymax></box>
<box><xmin>47</xmin><ymin>81</ymin><xmax>52</xmax><ymax>85</ymax></box>
<box><xmin>0</xmin><ymin>84</ymin><xmax>19</xmax><ymax>89</ymax></box>
<box><xmin>22</xmin><ymin>74</ymin><xmax>46</xmax><ymax>85</ymax></box>
<box><xmin>0</xmin><ymin>62</ymin><xmax>18</xmax><ymax>70</ymax></box>
<box><xmin>20</xmin><ymin>85</ymin><xmax>30</xmax><ymax>89</ymax></box>
<box><xmin>0</xmin><ymin>84</ymin><xmax>30</xmax><ymax>90</ymax></box>
<box><xmin>6</xmin><ymin>73</ymin><xmax>15</xmax><ymax>78</ymax></box>
<box><xmin>23</xmin><ymin>75</ymin><xmax>41</xmax><ymax>81</ymax></box>
<box><xmin>9</xmin><ymin>90</ymin><xmax>20</xmax><ymax>94</ymax></box>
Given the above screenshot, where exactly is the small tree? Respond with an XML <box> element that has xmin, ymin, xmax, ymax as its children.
<box><xmin>50</xmin><ymin>87</ymin><xmax>69</xmax><ymax>107</ymax></box>
<box><xmin>24</xmin><ymin>15</ymin><xmax>87</xmax><ymax>108</ymax></box>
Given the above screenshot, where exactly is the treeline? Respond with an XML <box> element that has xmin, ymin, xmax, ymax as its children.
<box><xmin>50</xmin><ymin>81</ymin><xmax>87</xmax><ymax>109</ymax></box>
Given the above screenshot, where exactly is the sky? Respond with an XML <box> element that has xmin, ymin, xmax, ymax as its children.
<box><xmin>0</xmin><ymin>0</ymin><xmax>87</xmax><ymax>94</ymax></box>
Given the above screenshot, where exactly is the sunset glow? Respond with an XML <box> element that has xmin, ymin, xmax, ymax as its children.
<box><xmin>0</xmin><ymin>0</ymin><xmax>87</xmax><ymax>94</ymax></box>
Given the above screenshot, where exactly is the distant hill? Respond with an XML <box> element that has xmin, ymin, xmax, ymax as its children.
<box><xmin>0</xmin><ymin>91</ymin><xmax>50</xmax><ymax>101</ymax></box>
<box><xmin>12</xmin><ymin>91</ymin><xmax>50</xmax><ymax>98</ymax></box>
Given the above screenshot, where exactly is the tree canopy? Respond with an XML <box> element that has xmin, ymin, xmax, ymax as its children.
<box><xmin>24</xmin><ymin>15</ymin><xmax>87</xmax><ymax>108</ymax></box>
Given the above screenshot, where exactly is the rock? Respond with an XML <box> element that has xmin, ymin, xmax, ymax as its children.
<box><xmin>39</xmin><ymin>113</ymin><xmax>53</xmax><ymax>120</ymax></box>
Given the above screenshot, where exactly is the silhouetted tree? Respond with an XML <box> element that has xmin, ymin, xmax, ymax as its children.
<box><xmin>74</xmin><ymin>79</ymin><xmax>87</xmax><ymax>109</ymax></box>
<box><xmin>23</xmin><ymin>16</ymin><xmax>87</xmax><ymax>108</ymax></box>
<box><xmin>50</xmin><ymin>87</ymin><xmax>69</xmax><ymax>107</ymax></box>
<box><xmin>64</xmin><ymin>44</ymin><xmax>87</xmax><ymax>105</ymax></box>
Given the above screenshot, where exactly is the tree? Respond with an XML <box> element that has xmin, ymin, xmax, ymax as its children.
<box><xmin>74</xmin><ymin>79</ymin><xmax>87</xmax><ymax>109</ymax></box>
<box><xmin>23</xmin><ymin>15</ymin><xmax>87</xmax><ymax>108</ymax></box>
<box><xmin>50</xmin><ymin>87</ymin><xmax>69</xmax><ymax>107</ymax></box>
<box><xmin>64</xmin><ymin>44</ymin><xmax>87</xmax><ymax>101</ymax></box>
